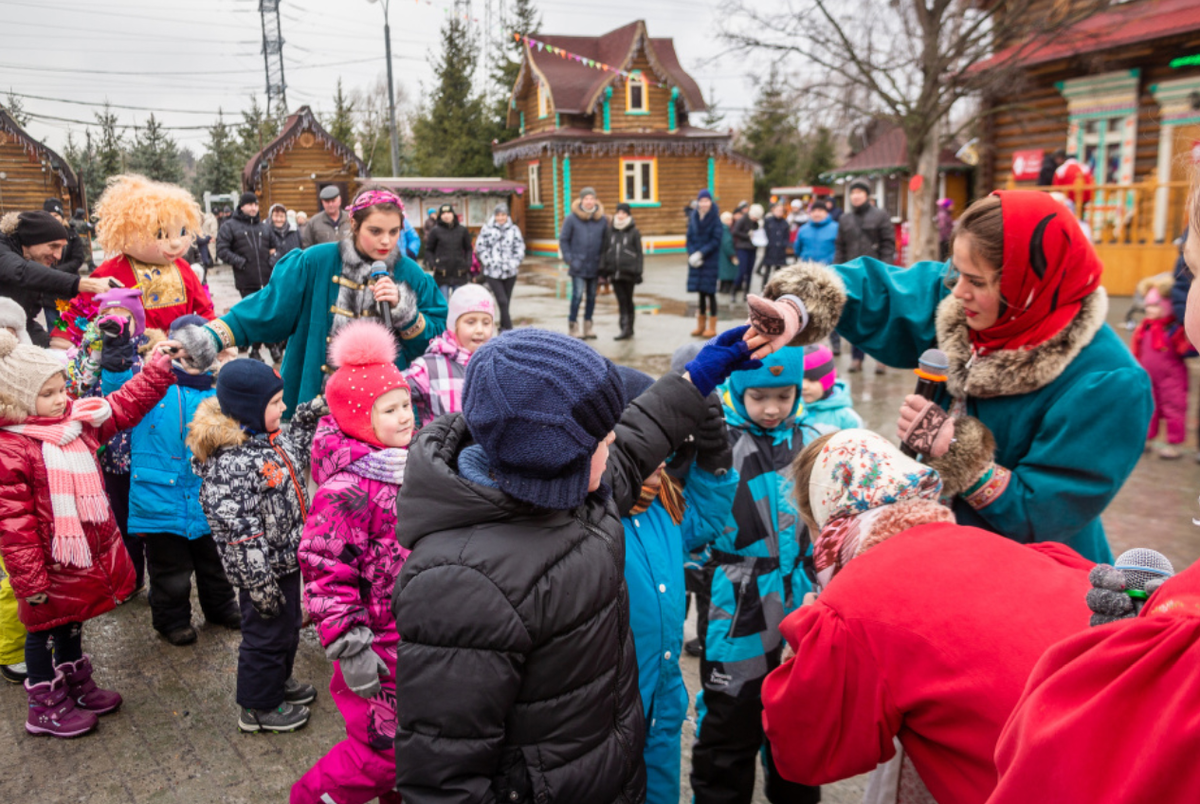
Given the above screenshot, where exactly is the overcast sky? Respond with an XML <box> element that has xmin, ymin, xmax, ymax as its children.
<box><xmin>3</xmin><ymin>0</ymin><xmax>765</xmax><ymax>158</ymax></box>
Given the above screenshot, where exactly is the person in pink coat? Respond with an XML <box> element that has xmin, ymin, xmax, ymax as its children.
<box><xmin>292</xmin><ymin>320</ymin><xmax>415</xmax><ymax>804</ymax></box>
<box><xmin>1131</xmin><ymin>286</ymin><xmax>1191</xmax><ymax>459</ymax></box>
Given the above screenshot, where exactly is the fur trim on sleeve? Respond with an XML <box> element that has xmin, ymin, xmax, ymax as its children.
<box><xmin>763</xmin><ymin>260</ymin><xmax>846</xmax><ymax>346</ymax></box>
<box><xmin>927</xmin><ymin>416</ymin><xmax>996</xmax><ymax>497</ymax></box>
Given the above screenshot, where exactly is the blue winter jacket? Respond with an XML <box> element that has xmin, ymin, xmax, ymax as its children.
<box><xmin>623</xmin><ymin>465</ymin><xmax>738</xmax><ymax>804</ymax></box>
<box><xmin>686</xmin><ymin>205</ymin><xmax>723</xmax><ymax>294</ymax></box>
<box><xmin>799</xmin><ymin>380</ymin><xmax>863</xmax><ymax>432</ymax></box>
<box><xmin>107</xmin><ymin>367</ymin><xmax>214</xmax><ymax>539</ymax></box>
<box><xmin>559</xmin><ymin>200</ymin><xmax>608</xmax><ymax>278</ymax></box>
<box><xmin>403</xmin><ymin>218</ymin><xmax>421</xmax><ymax>260</ymax></box>
<box><xmin>792</xmin><ymin>217</ymin><xmax>838</xmax><ymax>265</ymax></box>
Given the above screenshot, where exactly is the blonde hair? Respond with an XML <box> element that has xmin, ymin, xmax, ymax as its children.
<box><xmin>94</xmin><ymin>174</ymin><xmax>202</xmax><ymax>254</ymax></box>
<box><xmin>790</xmin><ymin>431</ymin><xmax>836</xmax><ymax>531</ymax></box>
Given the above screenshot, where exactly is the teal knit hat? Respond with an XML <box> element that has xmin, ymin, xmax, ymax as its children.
<box><xmin>726</xmin><ymin>345</ymin><xmax>807</xmax><ymax>424</ymax></box>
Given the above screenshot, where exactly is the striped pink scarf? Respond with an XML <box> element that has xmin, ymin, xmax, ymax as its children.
<box><xmin>2</xmin><ymin>398</ymin><xmax>112</xmax><ymax>568</ymax></box>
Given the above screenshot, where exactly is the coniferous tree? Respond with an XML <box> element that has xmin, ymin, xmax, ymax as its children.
<box><xmin>128</xmin><ymin>114</ymin><xmax>183</xmax><ymax>184</ymax></box>
<box><xmin>490</xmin><ymin>0</ymin><xmax>541</xmax><ymax>144</ymax></box>
<box><xmin>412</xmin><ymin>14</ymin><xmax>497</xmax><ymax>176</ymax></box>
<box><xmin>236</xmin><ymin>95</ymin><xmax>280</xmax><ymax>166</ymax></box>
<box><xmin>63</xmin><ymin>130</ymin><xmax>102</xmax><ymax>210</ymax></box>
<box><xmin>798</xmin><ymin>126</ymin><xmax>837</xmax><ymax>185</ymax></box>
<box><xmin>326</xmin><ymin>79</ymin><xmax>356</xmax><ymax>147</ymax></box>
<box><xmin>3</xmin><ymin>90</ymin><xmax>30</xmax><ymax>127</ymax></box>
<box><xmin>193</xmin><ymin>111</ymin><xmax>241</xmax><ymax>200</ymax></box>
<box><xmin>94</xmin><ymin>103</ymin><xmax>127</xmax><ymax>187</ymax></box>
<box><xmin>701</xmin><ymin>84</ymin><xmax>726</xmax><ymax>131</ymax></box>
<box><xmin>737</xmin><ymin>66</ymin><xmax>804</xmax><ymax>200</ymax></box>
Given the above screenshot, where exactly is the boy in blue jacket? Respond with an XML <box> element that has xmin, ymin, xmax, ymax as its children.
<box><xmin>108</xmin><ymin>314</ymin><xmax>239</xmax><ymax>646</ymax></box>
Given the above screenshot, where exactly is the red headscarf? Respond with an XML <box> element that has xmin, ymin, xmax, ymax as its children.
<box><xmin>968</xmin><ymin>191</ymin><xmax>1103</xmax><ymax>355</ymax></box>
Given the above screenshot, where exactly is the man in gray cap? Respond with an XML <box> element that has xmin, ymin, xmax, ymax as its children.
<box><xmin>300</xmin><ymin>185</ymin><xmax>350</xmax><ymax>248</ymax></box>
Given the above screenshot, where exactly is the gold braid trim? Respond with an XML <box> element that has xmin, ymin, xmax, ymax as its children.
<box><xmin>400</xmin><ymin>313</ymin><xmax>426</xmax><ymax>341</ymax></box>
<box><xmin>208</xmin><ymin>320</ymin><xmax>236</xmax><ymax>349</ymax></box>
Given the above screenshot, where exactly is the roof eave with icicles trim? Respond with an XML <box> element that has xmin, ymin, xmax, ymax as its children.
<box><xmin>0</xmin><ymin>106</ymin><xmax>80</xmax><ymax>194</ymax></box>
<box><xmin>492</xmin><ymin>130</ymin><xmax>761</xmax><ymax>175</ymax></box>
<box><xmin>242</xmin><ymin>106</ymin><xmax>369</xmax><ymax>188</ymax></box>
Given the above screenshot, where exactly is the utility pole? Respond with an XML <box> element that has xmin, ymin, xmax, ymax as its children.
<box><xmin>258</xmin><ymin>0</ymin><xmax>288</xmax><ymax>120</ymax></box>
<box><xmin>369</xmin><ymin>0</ymin><xmax>402</xmax><ymax>176</ymax></box>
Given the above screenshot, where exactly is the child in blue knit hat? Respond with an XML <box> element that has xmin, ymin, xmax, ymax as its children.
<box><xmin>689</xmin><ymin>344</ymin><xmax>824</xmax><ymax>804</ymax></box>
<box><xmin>391</xmin><ymin>326</ymin><xmax>760</xmax><ymax>804</ymax></box>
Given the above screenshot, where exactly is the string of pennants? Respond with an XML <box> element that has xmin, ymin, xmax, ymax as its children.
<box><xmin>512</xmin><ymin>32</ymin><xmax>669</xmax><ymax>88</ymax></box>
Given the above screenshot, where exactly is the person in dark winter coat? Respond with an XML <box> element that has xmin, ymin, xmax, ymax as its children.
<box><xmin>423</xmin><ymin>204</ymin><xmax>473</xmax><ymax>299</ymax></box>
<box><xmin>835</xmin><ymin>179</ymin><xmax>896</xmax><ymax>372</ymax></box>
<box><xmin>600</xmin><ymin>202</ymin><xmax>643</xmax><ymax>341</ymax></box>
<box><xmin>391</xmin><ymin>325</ymin><xmax>763</xmax><ymax>804</ymax></box>
<box><xmin>217</xmin><ymin>193</ymin><xmax>280</xmax><ymax>364</ymax></box>
<box><xmin>730</xmin><ymin>203</ymin><xmax>761</xmax><ymax>302</ymax></box>
<box><xmin>267</xmin><ymin>203</ymin><xmax>301</xmax><ymax>267</ymax></box>
<box><xmin>36</xmin><ymin>199</ymin><xmax>87</xmax><ymax>333</ymax></box>
<box><xmin>718</xmin><ymin>211</ymin><xmax>738</xmax><ymax>296</ymax></box>
<box><xmin>559</xmin><ymin>187</ymin><xmax>608</xmax><ymax>339</ymax></box>
<box><xmin>759</xmin><ymin>203</ymin><xmax>792</xmax><ymax>290</ymax></box>
<box><xmin>687</xmin><ymin>189</ymin><xmax>722</xmax><ymax>339</ymax></box>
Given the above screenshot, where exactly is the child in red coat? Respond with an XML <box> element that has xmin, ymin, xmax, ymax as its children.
<box><xmin>0</xmin><ymin>328</ymin><xmax>176</xmax><ymax>738</ymax></box>
<box><xmin>1131</xmin><ymin>287</ymin><xmax>1192</xmax><ymax>459</ymax></box>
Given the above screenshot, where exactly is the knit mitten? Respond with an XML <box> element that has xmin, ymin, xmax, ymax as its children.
<box><xmin>1086</xmin><ymin>564</ymin><xmax>1168</xmax><ymax>627</ymax></box>
<box><xmin>326</xmin><ymin>626</ymin><xmax>388</xmax><ymax>699</ymax></box>
<box><xmin>97</xmin><ymin>316</ymin><xmax>135</xmax><ymax>373</ymax></box>
<box><xmin>685</xmin><ymin>324</ymin><xmax>763</xmax><ymax>397</ymax></box>
<box><xmin>897</xmin><ymin>396</ymin><xmax>955</xmax><ymax>458</ymax></box>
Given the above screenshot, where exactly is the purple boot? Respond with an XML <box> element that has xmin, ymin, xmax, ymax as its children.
<box><xmin>26</xmin><ymin>671</ymin><xmax>98</xmax><ymax>738</ymax></box>
<box><xmin>60</xmin><ymin>655</ymin><xmax>122</xmax><ymax>715</ymax></box>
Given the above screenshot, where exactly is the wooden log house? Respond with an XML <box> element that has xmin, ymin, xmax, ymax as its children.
<box><xmin>493</xmin><ymin>20</ymin><xmax>759</xmax><ymax>256</ymax></box>
<box><xmin>0</xmin><ymin>106</ymin><xmax>83</xmax><ymax>216</ymax></box>
<box><xmin>242</xmin><ymin>106</ymin><xmax>368</xmax><ymax>215</ymax></box>
<box><xmin>977</xmin><ymin>0</ymin><xmax>1200</xmax><ymax>294</ymax></box>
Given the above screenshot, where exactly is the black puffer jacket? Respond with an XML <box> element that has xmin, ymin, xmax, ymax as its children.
<box><xmin>424</xmin><ymin>211</ymin><xmax>474</xmax><ymax>287</ymax></box>
<box><xmin>216</xmin><ymin>209</ymin><xmax>274</xmax><ymax>293</ymax></box>
<box><xmin>761</xmin><ymin>214</ymin><xmax>791</xmax><ymax>267</ymax></box>
<box><xmin>731</xmin><ymin>213</ymin><xmax>759</xmax><ymax>251</ymax></box>
<box><xmin>600</xmin><ymin>222</ymin><xmax>644</xmax><ymax>284</ymax></box>
<box><xmin>835</xmin><ymin>201</ymin><xmax>896</xmax><ymax>265</ymax></box>
<box><xmin>393</xmin><ymin>371</ymin><xmax>711</xmax><ymax>804</ymax></box>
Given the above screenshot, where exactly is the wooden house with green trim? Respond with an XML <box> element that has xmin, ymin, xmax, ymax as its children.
<box><xmin>493</xmin><ymin>20</ymin><xmax>758</xmax><ymax>256</ymax></box>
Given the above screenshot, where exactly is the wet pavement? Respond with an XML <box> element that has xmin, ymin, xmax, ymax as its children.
<box><xmin>5</xmin><ymin>255</ymin><xmax>1197</xmax><ymax>803</ymax></box>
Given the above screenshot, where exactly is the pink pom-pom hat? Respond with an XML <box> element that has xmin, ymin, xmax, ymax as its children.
<box><xmin>325</xmin><ymin>320</ymin><xmax>410</xmax><ymax>447</ymax></box>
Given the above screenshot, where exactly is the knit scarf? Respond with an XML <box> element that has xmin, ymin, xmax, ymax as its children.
<box><xmin>347</xmin><ymin>448</ymin><xmax>407</xmax><ymax>485</ymax></box>
<box><xmin>2</xmin><ymin>398</ymin><xmax>113</xmax><ymax>568</ymax></box>
<box><xmin>629</xmin><ymin>472</ymin><xmax>685</xmax><ymax>525</ymax></box>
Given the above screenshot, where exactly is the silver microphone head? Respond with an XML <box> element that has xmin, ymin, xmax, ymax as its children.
<box><xmin>917</xmin><ymin>348</ymin><xmax>949</xmax><ymax>375</ymax></box>
<box><xmin>1115</xmin><ymin>548</ymin><xmax>1174</xmax><ymax>592</ymax></box>
<box><xmin>369</xmin><ymin>260</ymin><xmax>389</xmax><ymax>278</ymax></box>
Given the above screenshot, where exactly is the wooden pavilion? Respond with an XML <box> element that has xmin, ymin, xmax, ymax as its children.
<box><xmin>0</xmin><ymin>106</ymin><xmax>84</xmax><ymax>216</ymax></box>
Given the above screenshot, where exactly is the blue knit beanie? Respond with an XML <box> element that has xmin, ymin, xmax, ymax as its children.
<box><xmin>614</xmin><ymin>364</ymin><xmax>654</xmax><ymax>406</ymax></box>
<box><xmin>216</xmin><ymin>358</ymin><xmax>285</xmax><ymax>433</ymax></box>
<box><xmin>462</xmin><ymin>329</ymin><xmax>625</xmax><ymax>510</ymax></box>
<box><xmin>697</xmin><ymin>188</ymin><xmax>713</xmax><ymax>202</ymax></box>
<box><xmin>727</xmin><ymin>345</ymin><xmax>807</xmax><ymax>423</ymax></box>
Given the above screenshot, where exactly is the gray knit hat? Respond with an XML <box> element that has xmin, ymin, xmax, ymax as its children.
<box><xmin>579</xmin><ymin>186</ymin><xmax>597</xmax><ymax>201</ymax></box>
<box><xmin>0</xmin><ymin>329</ymin><xmax>67</xmax><ymax>418</ymax></box>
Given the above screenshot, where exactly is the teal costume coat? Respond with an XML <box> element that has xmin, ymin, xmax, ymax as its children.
<box><xmin>213</xmin><ymin>242</ymin><xmax>447</xmax><ymax>412</ymax></box>
<box><xmin>832</xmin><ymin>257</ymin><xmax>1151</xmax><ymax>563</ymax></box>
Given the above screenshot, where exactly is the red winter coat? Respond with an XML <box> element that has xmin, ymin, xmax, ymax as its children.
<box><xmin>762</xmin><ymin>523</ymin><xmax>1093</xmax><ymax>804</ymax></box>
<box><xmin>0</xmin><ymin>362</ymin><xmax>174</xmax><ymax>631</ymax></box>
<box><xmin>989</xmin><ymin>558</ymin><xmax>1200</xmax><ymax>804</ymax></box>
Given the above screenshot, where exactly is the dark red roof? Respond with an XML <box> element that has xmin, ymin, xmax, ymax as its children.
<box><xmin>828</xmin><ymin>127</ymin><xmax>965</xmax><ymax>176</ymax></box>
<box><xmin>976</xmin><ymin>0</ymin><xmax>1200</xmax><ymax>71</ymax></box>
<box><xmin>522</xmin><ymin>21</ymin><xmax>706</xmax><ymax>115</ymax></box>
<box><xmin>369</xmin><ymin>177</ymin><xmax>526</xmax><ymax>196</ymax></box>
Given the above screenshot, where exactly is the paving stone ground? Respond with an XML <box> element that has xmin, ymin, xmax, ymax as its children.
<box><xmin>4</xmin><ymin>256</ymin><xmax>1196</xmax><ymax>803</ymax></box>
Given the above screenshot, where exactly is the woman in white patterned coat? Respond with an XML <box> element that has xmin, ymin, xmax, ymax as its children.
<box><xmin>474</xmin><ymin>203</ymin><xmax>525</xmax><ymax>331</ymax></box>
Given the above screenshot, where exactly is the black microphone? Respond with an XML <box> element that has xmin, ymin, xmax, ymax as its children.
<box><xmin>900</xmin><ymin>348</ymin><xmax>950</xmax><ymax>458</ymax></box>
<box><xmin>370</xmin><ymin>262</ymin><xmax>393</xmax><ymax>331</ymax></box>
<box><xmin>1114</xmin><ymin>548</ymin><xmax>1174</xmax><ymax>612</ymax></box>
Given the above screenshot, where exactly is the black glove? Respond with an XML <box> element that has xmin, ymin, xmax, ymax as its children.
<box><xmin>694</xmin><ymin>395</ymin><xmax>733</xmax><ymax>475</ymax></box>
<box><xmin>97</xmin><ymin>316</ymin><xmax>135</xmax><ymax>372</ymax></box>
<box><xmin>1086</xmin><ymin>564</ymin><xmax>1168</xmax><ymax>627</ymax></box>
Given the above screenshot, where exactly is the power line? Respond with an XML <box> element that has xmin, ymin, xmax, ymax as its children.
<box><xmin>3</xmin><ymin>91</ymin><xmax>227</xmax><ymax>116</ymax></box>
<box><xmin>0</xmin><ymin>0</ymin><xmax>255</xmax><ymax>28</ymax></box>
<box><xmin>21</xmin><ymin>110</ymin><xmax>214</xmax><ymax>131</ymax></box>
<box><xmin>0</xmin><ymin>55</ymin><xmax>398</xmax><ymax>77</ymax></box>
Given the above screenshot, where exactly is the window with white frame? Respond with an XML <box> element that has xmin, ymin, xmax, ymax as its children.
<box><xmin>626</xmin><ymin>72</ymin><xmax>647</xmax><ymax>113</ymax></box>
<box><xmin>528</xmin><ymin>162</ymin><xmax>541</xmax><ymax>206</ymax></box>
<box><xmin>621</xmin><ymin>158</ymin><xmax>656</xmax><ymax>203</ymax></box>
<box><xmin>1082</xmin><ymin>116</ymin><xmax>1125</xmax><ymax>184</ymax></box>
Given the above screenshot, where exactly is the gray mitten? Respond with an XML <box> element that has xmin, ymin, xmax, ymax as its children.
<box><xmin>326</xmin><ymin>625</ymin><xmax>387</xmax><ymax>698</ymax></box>
<box><xmin>391</xmin><ymin>281</ymin><xmax>418</xmax><ymax>330</ymax></box>
<box><xmin>1088</xmin><ymin>564</ymin><xmax>1168</xmax><ymax>627</ymax></box>
<box><xmin>172</xmin><ymin>324</ymin><xmax>220</xmax><ymax>372</ymax></box>
<box><xmin>248</xmin><ymin>582</ymin><xmax>284</xmax><ymax>620</ymax></box>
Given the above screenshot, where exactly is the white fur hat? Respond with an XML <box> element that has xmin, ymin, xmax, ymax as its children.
<box><xmin>0</xmin><ymin>329</ymin><xmax>66</xmax><ymax>418</ymax></box>
<box><xmin>0</xmin><ymin>298</ymin><xmax>31</xmax><ymax>345</ymax></box>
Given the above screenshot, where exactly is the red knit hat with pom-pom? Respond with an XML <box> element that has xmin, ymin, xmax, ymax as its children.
<box><xmin>325</xmin><ymin>320</ymin><xmax>409</xmax><ymax>447</ymax></box>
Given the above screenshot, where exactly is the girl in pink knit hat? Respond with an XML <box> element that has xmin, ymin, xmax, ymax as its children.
<box><xmin>293</xmin><ymin>319</ymin><xmax>414</xmax><ymax>804</ymax></box>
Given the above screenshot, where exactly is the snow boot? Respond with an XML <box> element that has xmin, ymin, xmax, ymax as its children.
<box><xmin>690</xmin><ymin>312</ymin><xmax>706</xmax><ymax>337</ymax></box>
<box><xmin>60</xmin><ymin>655</ymin><xmax>122</xmax><ymax>715</ymax></box>
<box><xmin>583</xmin><ymin>320</ymin><xmax>597</xmax><ymax>340</ymax></box>
<box><xmin>701</xmin><ymin>316</ymin><xmax>718</xmax><ymax>338</ymax></box>
<box><xmin>569</xmin><ymin>320</ymin><xmax>581</xmax><ymax>338</ymax></box>
<box><xmin>25</xmin><ymin>672</ymin><xmax>97</xmax><ymax>738</ymax></box>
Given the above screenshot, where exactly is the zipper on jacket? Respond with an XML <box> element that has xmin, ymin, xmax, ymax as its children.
<box><xmin>268</xmin><ymin>433</ymin><xmax>308</xmax><ymax>523</ymax></box>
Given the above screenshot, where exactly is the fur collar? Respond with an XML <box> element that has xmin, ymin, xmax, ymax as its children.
<box><xmin>935</xmin><ymin>287</ymin><xmax>1108</xmax><ymax>399</ymax></box>
<box><xmin>186</xmin><ymin>397</ymin><xmax>247</xmax><ymax>464</ymax></box>
<box><xmin>570</xmin><ymin>198</ymin><xmax>605</xmax><ymax>221</ymax></box>
<box><xmin>338</xmin><ymin>237</ymin><xmax>399</xmax><ymax>275</ymax></box>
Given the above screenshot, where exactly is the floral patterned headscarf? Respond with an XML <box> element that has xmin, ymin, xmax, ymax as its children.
<box><xmin>808</xmin><ymin>430</ymin><xmax>945</xmax><ymax>591</ymax></box>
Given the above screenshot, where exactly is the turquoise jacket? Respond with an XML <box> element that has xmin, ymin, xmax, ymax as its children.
<box><xmin>833</xmin><ymin>257</ymin><xmax>1152</xmax><ymax>563</ymax></box>
<box><xmin>800</xmin><ymin>380</ymin><xmax>863</xmax><ymax>432</ymax></box>
<box><xmin>622</xmin><ymin>466</ymin><xmax>738</xmax><ymax>804</ymax></box>
<box><xmin>216</xmin><ymin>242</ymin><xmax>447</xmax><ymax>412</ymax></box>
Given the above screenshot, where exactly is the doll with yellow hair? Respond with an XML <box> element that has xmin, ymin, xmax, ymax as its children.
<box><xmin>54</xmin><ymin>175</ymin><xmax>214</xmax><ymax>349</ymax></box>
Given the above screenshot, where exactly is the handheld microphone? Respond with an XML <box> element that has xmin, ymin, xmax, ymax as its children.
<box><xmin>900</xmin><ymin>348</ymin><xmax>950</xmax><ymax>458</ymax></box>
<box><xmin>370</xmin><ymin>262</ymin><xmax>393</xmax><ymax>331</ymax></box>
<box><xmin>1114</xmin><ymin>548</ymin><xmax>1174</xmax><ymax>610</ymax></box>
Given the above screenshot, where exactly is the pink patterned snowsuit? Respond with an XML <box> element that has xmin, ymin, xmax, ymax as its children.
<box><xmin>292</xmin><ymin>420</ymin><xmax>409</xmax><ymax>804</ymax></box>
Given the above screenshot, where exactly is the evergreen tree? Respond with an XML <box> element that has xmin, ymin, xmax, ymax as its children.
<box><xmin>737</xmin><ymin>67</ymin><xmax>804</xmax><ymax>200</ymax></box>
<box><xmin>193</xmin><ymin>111</ymin><xmax>241</xmax><ymax>200</ymax></box>
<box><xmin>63</xmin><ymin>130</ymin><xmax>101</xmax><ymax>212</ymax></box>
<box><xmin>701</xmin><ymin>84</ymin><xmax>726</xmax><ymax>131</ymax></box>
<box><xmin>326</xmin><ymin>78</ymin><xmax>356</xmax><ymax>147</ymax></box>
<box><xmin>412</xmin><ymin>14</ymin><xmax>498</xmax><ymax>176</ymax></box>
<box><xmin>94</xmin><ymin>103</ymin><xmax>126</xmax><ymax>185</ymax></box>
<box><xmin>3</xmin><ymin>90</ymin><xmax>30</xmax><ymax>127</ymax></box>
<box><xmin>490</xmin><ymin>0</ymin><xmax>541</xmax><ymax>145</ymax></box>
<box><xmin>128</xmin><ymin>114</ymin><xmax>183</xmax><ymax>184</ymax></box>
<box><xmin>798</xmin><ymin>126</ymin><xmax>837</xmax><ymax>185</ymax></box>
<box><xmin>236</xmin><ymin>95</ymin><xmax>280</xmax><ymax>166</ymax></box>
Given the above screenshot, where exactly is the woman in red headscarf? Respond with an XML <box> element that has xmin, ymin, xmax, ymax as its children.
<box><xmin>765</xmin><ymin>191</ymin><xmax>1151</xmax><ymax>563</ymax></box>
